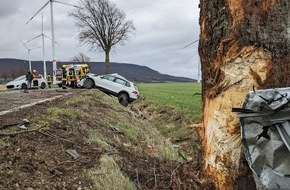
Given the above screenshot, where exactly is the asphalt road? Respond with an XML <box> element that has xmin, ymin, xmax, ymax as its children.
<box><xmin>0</xmin><ymin>88</ymin><xmax>75</xmax><ymax>116</ymax></box>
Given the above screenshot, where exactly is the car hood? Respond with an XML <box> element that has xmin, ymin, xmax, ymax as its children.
<box><xmin>6</xmin><ymin>80</ymin><xmax>24</xmax><ymax>86</ymax></box>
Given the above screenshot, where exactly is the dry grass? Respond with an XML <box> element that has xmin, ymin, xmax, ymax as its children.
<box><xmin>88</xmin><ymin>155</ymin><xmax>136</xmax><ymax>190</ymax></box>
<box><xmin>0</xmin><ymin>85</ymin><xmax>6</xmax><ymax>91</ymax></box>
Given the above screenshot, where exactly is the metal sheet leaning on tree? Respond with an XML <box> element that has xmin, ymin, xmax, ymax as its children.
<box><xmin>233</xmin><ymin>87</ymin><xmax>290</xmax><ymax>189</ymax></box>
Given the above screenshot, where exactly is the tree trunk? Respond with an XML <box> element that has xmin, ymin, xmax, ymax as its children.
<box><xmin>105</xmin><ymin>50</ymin><xmax>110</xmax><ymax>74</ymax></box>
<box><xmin>199</xmin><ymin>0</ymin><xmax>290</xmax><ymax>189</ymax></box>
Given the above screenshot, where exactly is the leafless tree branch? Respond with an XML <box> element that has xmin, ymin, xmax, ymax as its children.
<box><xmin>70</xmin><ymin>52</ymin><xmax>91</xmax><ymax>63</ymax></box>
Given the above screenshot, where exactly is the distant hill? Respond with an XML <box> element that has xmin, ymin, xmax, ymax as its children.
<box><xmin>0</xmin><ymin>58</ymin><xmax>196</xmax><ymax>83</ymax></box>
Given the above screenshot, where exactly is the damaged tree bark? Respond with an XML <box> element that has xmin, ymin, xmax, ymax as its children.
<box><xmin>199</xmin><ymin>0</ymin><xmax>290</xmax><ymax>189</ymax></box>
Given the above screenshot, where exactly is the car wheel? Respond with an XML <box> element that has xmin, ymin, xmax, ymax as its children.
<box><xmin>21</xmin><ymin>83</ymin><xmax>27</xmax><ymax>90</ymax></box>
<box><xmin>118</xmin><ymin>93</ymin><xmax>129</xmax><ymax>107</ymax></box>
<box><xmin>83</xmin><ymin>79</ymin><xmax>94</xmax><ymax>89</ymax></box>
<box><xmin>40</xmin><ymin>82</ymin><xmax>46</xmax><ymax>89</ymax></box>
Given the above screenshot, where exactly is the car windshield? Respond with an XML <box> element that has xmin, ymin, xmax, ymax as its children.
<box><xmin>55</xmin><ymin>70</ymin><xmax>62</xmax><ymax>76</ymax></box>
<box><xmin>14</xmin><ymin>75</ymin><xmax>25</xmax><ymax>81</ymax></box>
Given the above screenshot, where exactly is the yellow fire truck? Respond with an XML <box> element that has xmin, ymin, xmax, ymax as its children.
<box><xmin>54</xmin><ymin>64</ymin><xmax>90</xmax><ymax>87</ymax></box>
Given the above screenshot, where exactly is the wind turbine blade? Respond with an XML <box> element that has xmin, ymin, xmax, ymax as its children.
<box><xmin>43</xmin><ymin>34</ymin><xmax>52</xmax><ymax>41</ymax></box>
<box><xmin>181</xmin><ymin>39</ymin><xmax>199</xmax><ymax>49</ymax></box>
<box><xmin>42</xmin><ymin>12</ymin><xmax>44</xmax><ymax>34</ymax></box>
<box><xmin>44</xmin><ymin>34</ymin><xmax>61</xmax><ymax>46</ymax></box>
<box><xmin>19</xmin><ymin>39</ymin><xmax>29</xmax><ymax>50</ymax></box>
<box><xmin>55</xmin><ymin>41</ymin><xmax>61</xmax><ymax>46</ymax></box>
<box><xmin>53</xmin><ymin>0</ymin><xmax>80</xmax><ymax>8</ymax></box>
<box><xmin>26</xmin><ymin>34</ymin><xmax>42</xmax><ymax>43</ymax></box>
<box><xmin>25</xmin><ymin>0</ymin><xmax>50</xmax><ymax>25</ymax></box>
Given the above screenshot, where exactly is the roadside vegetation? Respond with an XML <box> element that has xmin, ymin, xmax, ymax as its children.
<box><xmin>0</xmin><ymin>84</ymin><xmax>209</xmax><ymax>189</ymax></box>
<box><xmin>0</xmin><ymin>89</ymin><xmax>205</xmax><ymax>190</ymax></box>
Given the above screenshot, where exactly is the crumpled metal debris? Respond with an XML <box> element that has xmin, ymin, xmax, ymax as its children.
<box><xmin>18</xmin><ymin>124</ymin><xmax>27</xmax><ymax>130</ymax></box>
<box><xmin>110</xmin><ymin>125</ymin><xmax>125</xmax><ymax>135</ymax></box>
<box><xmin>233</xmin><ymin>88</ymin><xmax>290</xmax><ymax>189</ymax></box>
<box><xmin>66</xmin><ymin>149</ymin><xmax>79</xmax><ymax>159</ymax></box>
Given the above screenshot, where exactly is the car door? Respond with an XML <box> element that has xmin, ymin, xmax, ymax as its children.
<box><xmin>95</xmin><ymin>75</ymin><xmax>116</xmax><ymax>93</ymax></box>
<box><xmin>38</xmin><ymin>74</ymin><xmax>44</xmax><ymax>86</ymax></box>
<box><xmin>111</xmin><ymin>77</ymin><xmax>131</xmax><ymax>94</ymax></box>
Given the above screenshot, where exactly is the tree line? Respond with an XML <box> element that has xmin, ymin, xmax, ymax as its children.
<box><xmin>0</xmin><ymin>68</ymin><xmax>26</xmax><ymax>81</ymax></box>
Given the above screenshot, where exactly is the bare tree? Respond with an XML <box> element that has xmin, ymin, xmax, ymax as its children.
<box><xmin>15</xmin><ymin>68</ymin><xmax>26</xmax><ymax>77</ymax></box>
<box><xmin>70</xmin><ymin>0</ymin><xmax>136</xmax><ymax>74</ymax></box>
<box><xmin>9</xmin><ymin>69</ymin><xmax>17</xmax><ymax>79</ymax></box>
<box><xmin>71</xmin><ymin>52</ymin><xmax>91</xmax><ymax>64</ymax></box>
<box><xmin>1</xmin><ymin>71</ymin><xmax>8</xmax><ymax>81</ymax></box>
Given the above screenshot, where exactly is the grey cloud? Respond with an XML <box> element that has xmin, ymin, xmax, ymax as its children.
<box><xmin>0</xmin><ymin>0</ymin><xmax>200</xmax><ymax>79</ymax></box>
<box><xmin>0</xmin><ymin>0</ymin><xmax>21</xmax><ymax>18</ymax></box>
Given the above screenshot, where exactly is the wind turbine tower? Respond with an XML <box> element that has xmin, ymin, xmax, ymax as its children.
<box><xmin>25</xmin><ymin>14</ymin><xmax>60</xmax><ymax>79</ymax></box>
<box><xmin>19</xmin><ymin>40</ymin><xmax>40</xmax><ymax>72</ymax></box>
<box><xmin>26</xmin><ymin>0</ymin><xmax>79</xmax><ymax>84</ymax></box>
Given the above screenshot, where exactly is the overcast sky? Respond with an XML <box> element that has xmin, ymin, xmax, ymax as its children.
<box><xmin>0</xmin><ymin>0</ymin><xmax>200</xmax><ymax>79</ymax></box>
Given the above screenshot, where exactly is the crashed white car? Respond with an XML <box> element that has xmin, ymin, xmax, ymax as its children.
<box><xmin>6</xmin><ymin>74</ymin><xmax>47</xmax><ymax>90</ymax></box>
<box><xmin>79</xmin><ymin>73</ymin><xmax>139</xmax><ymax>106</ymax></box>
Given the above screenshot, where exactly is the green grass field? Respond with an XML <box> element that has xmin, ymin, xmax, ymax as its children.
<box><xmin>136</xmin><ymin>82</ymin><xmax>202</xmax><ymax>122</ymax></box>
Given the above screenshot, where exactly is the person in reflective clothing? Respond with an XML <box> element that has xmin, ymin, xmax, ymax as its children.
<box><xmin>80</xmin><ymin>66</ymin><xmax>86</xmax><ymax>79</ymax></box>
<box><xmin>62</xmin><ymin>65</ymin><xmax>67</xmax><ymax>87</ymax></box>
<box><xmin>69</xmin><ymin>68</ymin><xmax>76</xmax><ymax>88</ymax></box>
<box><xmin>46</xmin><ymin>74</ymin><xmax>52</xmax><ymax>88</ymax></box>
<box><xmin>32</xmin><ymin>70</ymin><xmax>39</xmax><ymax>88</ymax></box>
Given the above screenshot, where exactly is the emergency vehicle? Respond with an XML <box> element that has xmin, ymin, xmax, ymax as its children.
<box><xmin>54</xmin><ymin>64</ymin><xmax>90</xmax><ymax>87</ymax></box>
<box><xmin>54</xmin><ymin>69</ymin><xmax>63</xmax><ymax>87</ymax></box>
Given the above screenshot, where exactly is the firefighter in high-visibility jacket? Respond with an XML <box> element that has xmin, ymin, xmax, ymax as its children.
<box><xmin>69</xmin><ymin>68</ymin><xmax>76</xmax><ymax>88</ymax></box>
<box><xmin>61</xmin><ymin>65</ymin><xmax>67</xmax><ymax>86</ymax></box>
<box><xmin>75</xmin><ymin>74</ymin><xmax>79</xmax><ymax>88</ymax></box>
<box><xmin>80</xmin><ymin>66</ymin><xmax>86</xmax><ymax>79</ymax></box>
<box><xmin>46</xmin><ymin>74</ymin><xmax>52</xmax><ymax>88</ymax></box>
<box><xmin>32</xmin><ymin>70</ymin><xmax>39</xmax><ymax>88</ymax></box>
<box><xmin>85</xmin><ymin>66</ymin><xmax>90</xmax><ymax>74</ymax></box>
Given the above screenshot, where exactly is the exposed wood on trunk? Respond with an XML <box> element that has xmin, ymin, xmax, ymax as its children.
<box><xmin>199</xmin><ymin>0</ymin><xmax>290</xmax><ymax>189</ymax></box>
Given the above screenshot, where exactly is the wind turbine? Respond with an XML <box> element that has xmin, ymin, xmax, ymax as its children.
<box><xmin>19</xmin><ymin>40</ymin><xmax>41</xmax><ymax>72</ymax></box>
<box><xmin>26</xmin><ymin>0</ymin><xmax>79</xmax><ymax>83</ymax></box>
<box><xmin>25</xmin><ymin>13</ymin><xmax>60</xmax><ymax>79</ymax></box>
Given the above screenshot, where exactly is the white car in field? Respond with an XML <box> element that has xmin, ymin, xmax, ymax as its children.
<box><xmin>80</xmin><ymin>73</ymin><xmax>139</xmax><ymax>106</ymax></box>
<box><xmin>6</xmin><ymin>74</ymin><xmax>47</xmax><ymax>90</ymax></box>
